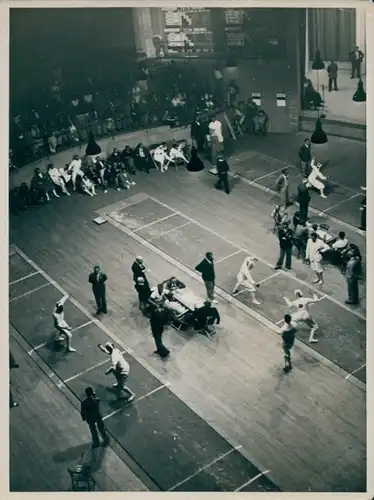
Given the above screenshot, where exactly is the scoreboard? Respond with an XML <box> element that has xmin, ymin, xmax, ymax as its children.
<box><xmin>161</xmin><ymin>8</ymin><xmax>214</xmax><ymax>54</ymax></box>
<box><xmin>157</xmin><ymin>8</ymin><xmax>287</xmax><ymax>58</ymax></box>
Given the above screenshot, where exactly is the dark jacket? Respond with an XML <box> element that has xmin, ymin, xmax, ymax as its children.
<box><xmin>349</xmin><ymin>49</ymin><xmax>364</xmax><ymax>63</ymax></box>
<box><xmin>299</xmin><ymin>144</ymin><xmax>311</xmax><ymax>163</ymax></box>
<box><xmin>278</xmin><ymin>228</ymin><xmax>294</xmax><ymax>249</ymax></box>
<box><xmin>327</xmin><ymin>62</ymin><xmax>338</xmax><ymax>78</ymax></box>
<box><xmin>88</xmin><ymin>272</ymin><xmax>107</xmax><ymax>293</ymax></box>
<box><xmin>132</xmin><ymin>261</ymin><xmax>147</xmax><ymax>281</ymax></box>
<box><xmin>195</xmin><ymin>258</ymin><xmax>215</xmax><ymax>281</ymax></box>
<box><xmin>81</xmin><ymin>395</ymin><xmax>103</xmax><ymax>424</ymax></box>
<box><xmin>216</xmin><ymin>158</ymin><xmax>229</xmax><ymax>175</ymax></box>
<box><xmin>297</xmin><ymin>182</ymin><xmax>311</xmax><ymax>204</ymax></box>
<box><xmin>150</xmin><ymin>308</ymin><xmax>169</xmax><ymax>333</ymax></box>
<box><xmin>194</xmin><ymin>305</ymin><xmax>220</xmax><ymax>329</ymax></box>
<box><xmin>135</xmin><ymin>281</ymin><xmax>151</xmax><ymax>302</ymax></box>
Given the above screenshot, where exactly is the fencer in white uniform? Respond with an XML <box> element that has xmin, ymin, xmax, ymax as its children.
<box><xmin>306</xmin><ymin>158</ymin><xmax>327</xmax><ymax>198</ymax></box>
<box><xmin>52</xmin><ymin>294</ymin><xmax>76</xmax><ymax>352</ymax></box>
<box><xmin>232</xmin><ymin>256</ymin><xmax>260</xmax><ymax>305</ymax></box>
<box><xmin>283</xmin><ymin>289</ymin><xmax>320</xmax><ymax>343</ymax></box>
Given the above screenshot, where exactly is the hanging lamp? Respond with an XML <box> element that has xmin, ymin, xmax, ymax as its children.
<box><xmin>311</xmin><ymin>115</ymin><xmax>328</xmax><ymax>144</ymax></box>
<box><xmin>353</xmin><ymin>79</ymin><xmax>366</xmax><ymax>102</ymax></box>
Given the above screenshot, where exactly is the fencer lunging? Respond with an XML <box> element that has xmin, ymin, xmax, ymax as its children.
<box><xmin>232</xmin><ymin>257</ymin><xmax>260</xmax><ymax>305</ymax></box>
<box><xmin>306</xmin><ymin>158</ymin><xmax>327</xmax><ymax>198</ymax></box>
<box><xmin>52</xmin><ymin>294</ymin><xmax>76</xmax><ymax>352</ymax></box>
<box><xmin>283</xmin><ymin>289</ymin><xmax>320</xmax><ymax>343</ymax></box>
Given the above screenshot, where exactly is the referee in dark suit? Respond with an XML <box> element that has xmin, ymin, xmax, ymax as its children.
<box><xmin>88</xmin><ymin>265</ymin><xmax>108</xmax><ymax>315</ymax></box>
<box><xmin>215</xmin><ymin>153</ymin><xmax>230</xmax><ymax>194</ymax></box>
<box><xmin>81</xmin><ymin>387</ymin><xmax>108</xmax><ymax>448</ymax></box>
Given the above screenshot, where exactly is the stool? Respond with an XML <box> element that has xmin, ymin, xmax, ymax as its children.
<box><xmin>68</xmin><ymin>464</ymin><xmax>96</xmax><ymax>491</ymax></box>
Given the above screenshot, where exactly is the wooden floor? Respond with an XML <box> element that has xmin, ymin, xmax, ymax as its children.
<box><xmin>9</xmin><ymin>326</ymin><xmax>149</xmax><ymax>492</ymax></box>
<box><xmin>9</xmin><ymin>137</ymin><xmax>366</xmax><ymax>492</ymax></box>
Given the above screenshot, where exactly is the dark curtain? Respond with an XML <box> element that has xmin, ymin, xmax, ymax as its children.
<box><xmin>308</xmin><ymin>8</ymin><xmax>355</xmax><ymax>62</ymax></box>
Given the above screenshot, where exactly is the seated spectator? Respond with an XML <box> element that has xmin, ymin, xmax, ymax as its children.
<box><xmin>168</xmin><ymin>143</ymin><xmax>189</xmax><ymax>165</ymax></box>
<box><xmin>68</xmin><ymin>154</ymin><xmax>85</xmax><ymax>190</ymax></box>
<box><xmin>332</xmin><ymin>231</ymin><xmax>348</xmax><ymax>251</ymax></box>
<box><xmin>253</xmin><ymin>109</ymin><xmax>268</xmax><ymax>135</ymax></box>
<box><xmin>163</xmin><ymin>292</ymin><xmax>188</xmax><ymax>316</ymax></box>
<box><xmin>245</xmin><ymin>98</ymin><xmax>259</xmax><ymax>134</ymax></box>
<box><xmin>80</xmin><ymin>175</ymin><xmax>97</xmax><ymax>197</ymax></box>
<box><xmin>18</xmin><ymin>183</ymin><xmax>30</xmax><ymax>209</ymax></box>
<box><xmin>97</xmin><ymin>158</ymin><xmax>111</xmax><ymax>193</ymax></box>
<box><xmin>47</xmin><ymin>163</ymin><xmax>71</xmax><ymax>196</ymax></box>
<box><xmin>193</xmin><ymin>300</ymin><xmax>220</xmax><ymax>333</ymax></box>
<box><xmin>150</xmin><ymin>284</ymin><xmax>165</xmax><ymax>304</ymax></box>
<box><xmin>113</xmin><ymin>162</ymin><xmax>136</xmax><ymax>191</ymax></box>
<box><xmin>303</xmin><ymin>78</ymin><xmax>323</xmax><ymax>110</ymax></box>
<box><xmin>162</xmin><ymin>276</ymin><xmax>186</xmax><ymax>293</ymax></box>
<box><xmin>9</xmin><ymin>184</ymin><xmax>29</xmax><ymax>215</ymax></box>
<box><xmin>134</xmin><ymin>277</ymin><xmax>151</xmax><ymax>316</ymax></box>
<box><xmin>107</xmin><ymin>147</ymin><xmax>121</xmax><ymax>165</ymax></box>
<box><xmin>121</xmin><ymin>146</ymin><xmax>136</xmax><ymax>175</ymax></box>
<box><xmin>30</xmin><ymin>167</ymin><xmax>52</xmax><ymax>204</ymax></box>
<box><xmin>134</xmin><ymin>143</ymin><xmax>151</xmax><ymax>173</ymax></box>
<box><xmin>86</xmin><ymin>161</ymin><xmax>102</xmax><ymax>185</ymax></box>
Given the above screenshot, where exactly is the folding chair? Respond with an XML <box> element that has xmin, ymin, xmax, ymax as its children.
<box><xmin>197</xmin><ymin>317</ymin><xmax>216</xmax><ymax>339</ymax></box>
<box><xmin>68</xmin><ymin>465</ymin><xmax>96</xmax><ymax>492</ymax></box>
<box><xmin>171</xmin><ymin>310</ymin><xmax>192</xmax><ymax>332</ymax></box>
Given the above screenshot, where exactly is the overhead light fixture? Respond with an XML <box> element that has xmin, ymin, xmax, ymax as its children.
<box><xmin>353</xmin><ymin>79</ymin><xmax>366</xmax><ymax>102</ymax></box>
<box><xmin>311</xmin><ymin>115</ymin><xmax>328</xmax><ymax>144</ymax></box>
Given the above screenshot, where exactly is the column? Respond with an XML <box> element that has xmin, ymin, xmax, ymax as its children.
<box><xmin>132</xmin><ymin>8</ymin><xmax>156</xmax><ymax>58</ymax></box>
<box><xmin>305</xmin><ymin>8</ymin><xmax>309</xmax><ymax>73</ymax></box>
<box><xmin>355</xmin><ymin>8</ymin><xmax>366</xmax><ymax>75</ymax></box>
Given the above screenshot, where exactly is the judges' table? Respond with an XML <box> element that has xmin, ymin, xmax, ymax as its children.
<box><xmin>169</xmin><ymin>287</ymin><xmax>205</xmax><ymax>332</ymax></box>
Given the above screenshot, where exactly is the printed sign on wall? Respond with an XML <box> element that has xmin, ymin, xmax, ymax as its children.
<box><xmin>252</xmin><ymin>92</ymin><xmax>261</xmax><ymax>106</ymax></box>
<box><xmin>276</xmin><ymin>93</ymin><xmax>286</xmax><ymax>107</ymax></box>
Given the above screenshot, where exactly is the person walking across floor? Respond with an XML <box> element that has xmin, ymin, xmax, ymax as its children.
<box><xmin>150</xmin><ymin>305</ymin><xmax>170</xmax><ymax>359</ymax></box>
<box><xmin>349</xmin><ymin>46</ymin><xmax>364</xmax><ymax>79</ymax></box>
<box><xmin>345</xmin><ymin>248</ymin><xmax>361</xmax><ymax>305</ymax></box>
<box><xmin>195</xmin><ymin>252</ymin><xmax>217</xmax><ymax>303</ymax></box>
<box><xmin>297</xmin><ymin>176</ymin><xmax>311</xmax><ymax>222</ymax></box>
<box><xmin>274</xmin><ymin>221</ymin><xmax>294</xmax><ymax>271</ymax></box>
<box><xmin>298</xmin><ymin>138</ymin><xmax>312</xmax><ymax>176</ymax></box>
<box><xmin>99</xmin><ymin>342</ymin><xmax>136</xmax><ymax>402</ymax></box>
<box><xmin>327</xmin><ymin>60</ymin><xmax>338</xmax><ymax>92</ymax></box>
<box><xmin>215</xmin><ymin>153</ymin><xmax>230</xmax><ymax>194</ymax></box>
<box><xmin>81</xmin><ymin>387</ymin><xmax>109</xmax><ymax>448</ymax></box>
<box><xmin>88</xmin><ymin>265</ymin><xmax>108</xmax><ymax>315</ymax></box>
<box><xmin>280</xmin><ymin>314</ymin><xmax>297</xmax><ymax>373</ymax></box>
<box><xmin>275</xmin><ymin>168</ymin><xmax>290</xmax><ymax>209</ymax></box>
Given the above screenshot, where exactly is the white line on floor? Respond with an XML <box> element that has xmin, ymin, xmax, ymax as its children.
<box><xmin>215</xmin><ymin>250</ymin><xmax>243</xmax><ymax>265</ymax></box>
<box><xmin>9</xmin><ymin>282</ymin><xmax>51</xmax><ymax>302</ymax></box>
<box><xmin>252</xmin><ymin>167</ymin><xmax>284</xmax><ymax>182</ymax></box>
<box><xmin>62</xmin><ymin>351</ymin><xmax>126</xmax><ymax>384</ymax></box>
<box><xmin>102</xmin><ymin>383</ymin><xmax>171</xmax><ymax>421</ymax></box>
<box><xmin>234</xmin><ymin>469</ymin><xmax>270</xmax><ymax>492</ymax></box>
<box><xmin>132</xmin><ymin>213</ymin><xmax>177</xmax><ymax>233</ymax></box>
<box><xmin>29</xmin><ymin>320</ymin><xmax>94</xmax><ymax>354</ymax></box>
<box><xmin>149</xmin><ymin>222</ymin><xmax>191</xmax><ymax>240</ymax></box>
<box><xmin>147</xmin><ymin>195</ymin><xmax>366</xmax><ymax>321</ymax></box>
<box><xmin>321</xmin><ymin>193</ymin><xmax>361</xmax><ymax>214</ymax></box>
<box><xmin>9</xmin><ymin>271</ymin><xmax>39</xmax><ymax>286</ymax></box>
<box><xmin>257</xmin><ymin>271</ymin><xmax>282</xmax><ymax>285</ymax></box>
<box><xmin>345</xmin><ymin>363</ymin><xmax>366</xmax><ymax>380</ymax></box>
<box><xmin>168</xmin><ymin>445</ymin><xmax>243</xmax><ymax>491</ymax></box>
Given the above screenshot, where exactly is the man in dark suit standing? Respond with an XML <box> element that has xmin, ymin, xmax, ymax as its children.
<box><xmin>327</xmin><ymin>60</ymin><xmax>338</xmax><ymax>91</ymax></box>
<box><xmin>349</xmin><ymin>46</ymin><xmax>364</xmax><ymax>79</ymax></box>
<box><xmin>345</xmin><ymin>249</ymin><xmax>361</xmax><ymax>305</ymax></box>
<box><xmin>215</xmin><ymin>153</ymin><xmax>230</xmax><ymax>195</ymax></box>
<box><xmin>81</xmin><ymin>387</ymin><xmax>109</xmax><ymax>448</ymax></box>
<box><xmin>131</xmin><ymin>256</ymin><xmax>149</xmax><ymax>284</ymax></box>
<box><xmin>298</xmin><ymin>138</ymin><xmax>312</xmax><ymax>176</ymax></box>
<box><xmin>88</xmin><ymin>265</ymin><xmax>107</xmax><ymax>315</ymax></box>
<box><xmin>274</xmin><ymin>221</ymin><xmax>294</xmax><ymax>271</ymax></box>
<box><xmin>195</xmin><ymin>252</ymin><xmax>217</xmax><ymax>303</ymax></box>
<box><xmin>360</xmin><ymin>187</ymin><xmax>366</xmax><ymax>231</ymax></box>
<box><xmin>297</xmin><ymin>176</ymin><xmax>311</xmax><ymax>222</ymax></box>
<box><xmin>150</xmin><ymin>305</ymin><xmax>170</xmax><ymax>358</ymax></box>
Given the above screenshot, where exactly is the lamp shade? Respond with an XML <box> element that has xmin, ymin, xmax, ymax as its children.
<box><xmin>311</xmin><ymin>117</ymin><xmax>328</xmax><ymax>144</ymax></box>
<box><xmin>312</xmin><ymin>49</ymin><xmax>325</xmax><ymax>70</ymax></box>
<box><xmin>353</xmin><ymin>79</ymin><xmax>366</xmax><ymax>102</ymax></box>
<box><xmin>85</xmin><ymin>133</ymin><xmax>102</xmax><ymax>156</ymax></box>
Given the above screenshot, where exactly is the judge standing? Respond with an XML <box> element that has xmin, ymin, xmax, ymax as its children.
<box><xmin>195</xmin><ymin>252</ymin><xmax>217</xmax><ymax>303</ymax></box>
<box><xmin>81</xmin><ymin>387</ymin><xmax>109</xmax><ymax>448</ymax></box>
<box><xmin>297</xmin><ymin>176</ymin><xmax>311</xmax><ymax>222</ymax></box>
<box><xmin>208</xmin><ymin>115</ymin><xmax>224</xmax><ymax>165</ymax></box>
<box><xmin>298</xmin><ymin>138</ymin><xmax>312</xmax><ymax>176</ymax></box>
<box><xmin>131</xmin><ymin>256</ymin><xmax>149</xmax><ymax>284</ymax></box>
<box><xmin>215</xmin><ymin>153</ymin><xmax>230</xmax><ymax>194</ymax></box>
<box><xmin>150</xmin><ymin>305</ymin><xmax>170</xmax><ymax>358</ymax></box>
<box><xmin>88</xmin><ymin>265</ymin><xmax>108</xmax><ymax>315</ymax></box>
